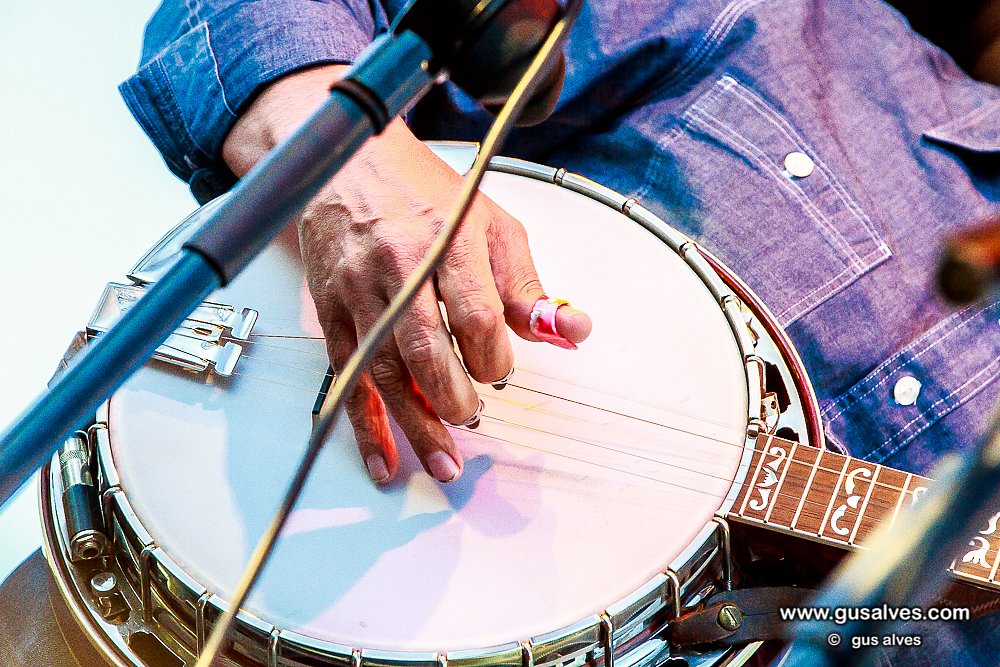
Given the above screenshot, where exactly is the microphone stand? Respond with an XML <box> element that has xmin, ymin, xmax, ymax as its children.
<box><xmin>0</xmin><ymin>28</ymin><xmax>435</xmax><ymax>505</ymax></box>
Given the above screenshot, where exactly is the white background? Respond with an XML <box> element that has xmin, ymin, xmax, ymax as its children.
<box><xmin>0</xmin><ymin>2</ymin><xmax>194</xmax><ymax>578</ymax></box>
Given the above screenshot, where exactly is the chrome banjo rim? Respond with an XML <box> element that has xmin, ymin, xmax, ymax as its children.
<box><xmin>42</xmin><ymin>149</ymin><xmax>820</xmax><ymax>667</ymax></box>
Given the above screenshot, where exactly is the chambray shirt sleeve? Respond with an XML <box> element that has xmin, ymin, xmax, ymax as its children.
<box><xmin>120</xmin><ymin>0</ymin><xmax>388</xmax><ymax>200</ymax></box>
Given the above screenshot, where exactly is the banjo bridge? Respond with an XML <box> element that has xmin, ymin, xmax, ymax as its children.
<box><xmin>86</xmin><ymin>282</ymin><xmax>258</xmax><ymax>377</ymax></box>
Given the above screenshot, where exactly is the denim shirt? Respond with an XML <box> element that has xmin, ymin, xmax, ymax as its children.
<box><xmin>122</xmin><ymin>1</ymin><xmax>1000</xmax><ymax>663</ymax></box>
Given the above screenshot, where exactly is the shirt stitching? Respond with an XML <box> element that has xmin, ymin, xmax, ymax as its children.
<box><xmin>155</xmin><ymin>56</ymin><xmax>211</xmax><ymax>163</ymax></box>
<box><xmin>870</xmin><ymin>359</ymin><xmax>1000</xmax><ymax>463</ymax></box>
<box><xmin>686</xmin><ymin>105</ymin><xmax>861</xmax><ymax>266</ymax></box>
<box><xmin>204</xmin><ymin>24</ymin><xmax>236</xmax><ymax>118</ymax></box>
<box><xmin>724</xmin><ymin>80</ymin><xmax>890</xmax><ymax>268</ymax></box>
<box><xmin>657</xmin><ymin>0</ymin><xmax>772</xmax><ymax>96</ymax></box>
<box><xmin>822</xmin><ymin>299</ymin><xmax>999</xmax><ymax>423</ymax></box>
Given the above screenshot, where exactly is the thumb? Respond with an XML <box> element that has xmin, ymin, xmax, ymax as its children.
<box><xmin>488</xmin><ymin>207</ymin><xmax>592</xmax><ymax>347</ymax></box>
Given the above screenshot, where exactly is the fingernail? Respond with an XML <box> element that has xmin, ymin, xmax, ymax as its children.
<box><xmin>559</xmin><ymin>308</ymin><xmax>593</xmax><ymax>344</ymax></box>
<box><xmin>365</xmin><ymin>454</ymin><xmax>390</xmax><ymax>483</ymax></box>
<box><xmin>425</xmin><ymin>451</ymin><xmax>461</xmax><ymax>483</ymax></box>
<box><xmin>449</xmin><ymin>398</ymin><xmax>485</xmax><ymax>428</ymax></box>
<box><xmin>491</xmin><ymin>367</ymin><xmax>515</xmax><ymax>391</ymax></box>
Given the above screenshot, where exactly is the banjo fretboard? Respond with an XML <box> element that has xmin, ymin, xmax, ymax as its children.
<box><xmin>727</xmin><ymin>434</ymin><xmax>1000</xmax><ymax>592</ymax></box>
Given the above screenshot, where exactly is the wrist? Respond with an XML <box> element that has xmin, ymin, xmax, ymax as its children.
<box><xmin>221</xmin><ymin>64</ymin><xmax>351</xmax><ymax>176</ymax></box>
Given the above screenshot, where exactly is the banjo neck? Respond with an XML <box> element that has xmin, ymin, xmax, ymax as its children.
<box><xmin>726</xmin><ymin>434</ymin><xmax>1000</xmax><ymax>594</ymax></box>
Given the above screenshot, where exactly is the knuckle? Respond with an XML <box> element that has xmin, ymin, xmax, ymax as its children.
<box><xmin>511</xmin><ymin>274</ymin><xmax>543</xmax><ymax>298</ymax></box>
<box><xmin>455</xmin><ymin>302</ymin><xmax>503</xmax><ymax>335</ymax></box>
<box><xmin>369</xmin><ymin>357</ymin><xmax>407</xmax><ymax>398</ymax></box>
<box><xmin>399</xmin><ymin>331</ymin><xmax>449</xmax><ymax>370</ymax></box>
<box><xmin>335</xmin><ymin>255</ymin><xmax>366</xmax><ymax>290</ymax></box>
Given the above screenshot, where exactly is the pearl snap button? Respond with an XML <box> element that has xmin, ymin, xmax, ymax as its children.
<box><xmin>784</xmin><ymin>151</ymin><xmax>814</xmax><ymax>178</ymax></box>
<box><xmin>893</xmin><ymin>375</ymin><xmax>921</xmax><ymax>406</ymax></box>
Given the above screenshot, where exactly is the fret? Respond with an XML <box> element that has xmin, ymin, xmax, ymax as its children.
<box><xmin>888</xmin><ymin>472</ymin><xmax>913</xmax><ymax>531</ymax></box>
<box><xmin>737</xmin><ymin>435</ymin><xmax>771</xmax><ymax>517</ymax></box>
<box><xmin>990</xmin><ymin>514</ymin><xmax>1000</xmax><ymax>583</ymax></box>
<box><xmin>764</xmin><ymin>441</ymin><xmax>798</xmax><ymax>523</ymax></box>
<box><xmin>740</xmin><ymin>435</ymin><xmax>796</xmax><ymax>523</ymax></box>
<box><xmin>722</xmin><ymin>434</ymin><xmax>1000</xmax><ymax>600</ymax></box>
<box><xmin>790</xmin><ymin>446</ymin><xmax>823</xmax><ymax>529</ymax></box>
<box><xmin>953</xmin><ymin>510</ymin><xmax>1000</xmax><ymax>584</ymax></box>
<box><xmin>848</xmin><ymin>464</ymin><xmax>881</xmax><ymax>545</ymax></box>
<box><xmin>793</xmin><ymin>450</ymin><xmax>848</xmax><ymax>535</ymax></box>
<box><xmin>819</xmin><ymin>458</ymin><xmax>879</xmax><ymax>545</ymax></box>
<box><xmin>817</xmin><ymin>457</ymin><xmax>852</xmax><ymax>540</ymax></box>
<box><xmin>851</xmin><ymin>466</ymin><xmax>910</xmax><ymax>546</ymax></box>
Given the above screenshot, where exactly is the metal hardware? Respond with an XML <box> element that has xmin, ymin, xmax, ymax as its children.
<box><xmin>439</xmin><ymin>652</ymin><xmax>449</xmax><ymax>667</ymax></box>
<box><xmin>716</xmin><ymin>604</ymin><xmax>743</xmax><ymax>632</ymax></box>
<box><xmin>99</xmin><ymin>486</ymin><xmax>120</xmax><ymax>554</ymax></box>
<box><xmin>722</xmin><ymin>297</ymin><xmax>756</xmax><ymax>359</ymax></box>
<box><xmin>139</xmin><ymin>544</ymin><xmax>158</xmax><ymax>623</ymax></box>
<box><xmin>59</xmin><ymin>433</ymin><xmax>107</xmax><ymax>561</ymax></box>
<box><xmin>711</xmin><ymin>517</ymin><xmax>733</xmax><ymax>591</ymax></box>
<box><xmin>747</xmin><ymin>418</ymin><xmax>768</xmax><ymax>440</ymax></box>
<box><xmin>353</xmin><ymin>647</ymin><xmax>364</xmax><ymax>667</ymax></box>
<box><xmin>520</xmin><ymin>640</ymin><xmax>534</xmax><ymax>667</ymax></box>
<box><xmin>600</xmin><ymin>613</ymin><xmax>615</xmax><ymax>667</ymax></box>
<box><xmin>268</xmin><ymin>628</ymin><xmax>281</xmax><ymax>667</ymax></box>
<box><xmin>87</xmin><ymin>282</ymin><xmax>258</xmax><ymax>376</ymax></box>
<box><xmin>761</xmin><ymin>392</ymin><xmax>780</xmax><ymax>432</ymax></box>
<box><xmin>89</xmin><ymin>571</ymin><xmax>129</xmax><ymax>622</ymax></box>
<box><xmin>196</xmin><ymin>592</ymin><xmax>211</xmax><ymax>654</ymax></box>
<box><xmin>664</xmin><ymin>569</ymin><xmax>682</xmax><ymax>619</ymax></box>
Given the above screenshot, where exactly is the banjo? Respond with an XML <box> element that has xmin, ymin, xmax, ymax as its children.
<box><xmin>38</xmin><ymin>145</ymin><xmax>1000</xmax><ymax>667</ymax></box>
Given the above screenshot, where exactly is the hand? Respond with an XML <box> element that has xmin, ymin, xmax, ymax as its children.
<box><xmin>222</xmin><ymin>65</ymin><xmax>592</xmax><ymax>484</ymax></box>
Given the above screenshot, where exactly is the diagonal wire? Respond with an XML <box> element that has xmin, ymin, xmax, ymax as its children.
<box><xmin>192</xmin><ymin>3</ymin><xmax>584</xmax><ymax>664</ymax></box>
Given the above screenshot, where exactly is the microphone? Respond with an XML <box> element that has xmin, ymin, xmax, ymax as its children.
<box><xmin>937</xmin><ymin>216</ymin><xmax>1000</xmax><ymax>304</ymax></box>
<box><xmin>395</xmin><ymin>0</ymin><xmax>567</xmax><ymax>126</ymax></box>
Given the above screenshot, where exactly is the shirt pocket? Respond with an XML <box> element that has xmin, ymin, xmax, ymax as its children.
<box><xmin>639</xmin><ymin>75</ymin><xmax>892</xmax><ymax>326</ymax></box>
<box><xmin>821</xmin><ymin>298</ymin><xmax>1000</xmax><ymax>465</ymax></box>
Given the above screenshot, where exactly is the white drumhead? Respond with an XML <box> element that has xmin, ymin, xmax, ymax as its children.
<box><xmin>108</xmin><ymin>170</ymin><xmax>749</xmax><ymax>651</ymax></box>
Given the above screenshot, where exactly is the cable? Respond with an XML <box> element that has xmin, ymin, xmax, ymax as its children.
<box><xmin>192</xmin><ymin>2</ymin><xmax>583</xmax><ymax>664</ymax></box>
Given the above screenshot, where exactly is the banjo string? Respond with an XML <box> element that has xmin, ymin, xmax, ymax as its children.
<box><xmin>478</xmin><ymin>414</ymin><xmax>921</xmax><ymax>516</ymax></box>
<box><xmin>225</xmin><ymin>367</ymin><xmax>923</xmax><ymax>514</ymax></box>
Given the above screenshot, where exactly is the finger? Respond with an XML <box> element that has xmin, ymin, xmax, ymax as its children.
<box><xmin>321</xmin><ymin>314</ymin><xmax>398</xmax><ymax>484</ymax></box>
<box><xmin>485</xmin><ymin>205</ymin><xmax>593</xmax><ymax>345</ymax></box>
<box><xmin>366</xmin><ymin>343</ymin><xmax>466</xmax><ymax>483</ymax></box>
<box><xmin>436</xmin><ymin>220</ymin><xmax>515</xmax><ymax>384</ymax></box>
<box><xmin>391</xmin><ymin>283</ymin><xmax>481</xmax><ymax>426</ymax></box>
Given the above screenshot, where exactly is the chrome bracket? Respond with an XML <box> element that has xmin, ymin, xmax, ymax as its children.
<box><xmin>268</xmin><ymin>628</ymin><xmax>281</xmax><ymax>667</ymax></box>
<box><xmin>711</xmin><ymin>517</ymin><xmax>733</xmax><ymax>591</ymax></box>
<box><xmin>196</xmin><ymin>592</ymin><xmax>211</xmax><ymax>654</ymax></box>
<box><xmin>87</xmin><ymin>282</ymin><xmax>258</xmax><ymax>377</ymax></box>
<box><xmin>99</xmin><ymin>486</ymin><xmax>121</xmax><ymax>553</ymax></box>
<box><xmin>664</xmin><ymin>569</ymin><xmax>682</xmax><ymax>620</ymax></box>
<box><xmin>599</xmin><ymin>613</ymin><xmax>615</xmax><ymax>667</ymax></box>
<box><xmin>520</xmin><ymin>640</ymin><xmax>534</xmax><ymax>667</ymax></box>
<box><xmin>139</xmin><ymin>544</ymin><xmax>158</xmax><ymax>623</ymax></box>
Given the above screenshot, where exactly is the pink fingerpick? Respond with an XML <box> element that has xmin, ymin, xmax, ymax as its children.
<box><xmin>529</xmin><ymin>296</ymin><xmax>577</xmax><ymax>350</ymax></box>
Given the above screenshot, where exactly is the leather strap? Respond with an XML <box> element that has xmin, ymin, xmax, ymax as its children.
<box><xmin>670</xmin><ymin>587</ymin><xmax>812</xmax><ymax>647</ymax></box>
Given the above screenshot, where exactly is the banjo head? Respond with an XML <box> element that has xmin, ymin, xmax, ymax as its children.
<box><xmin>44</xmin><ymin>152</ymin><xmax>816</xmax><ymax>666</ymax></box>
